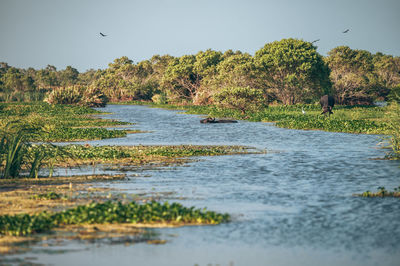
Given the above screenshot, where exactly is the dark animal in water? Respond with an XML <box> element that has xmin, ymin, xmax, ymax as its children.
<box><xmin>320</xmin><ymin>95</ymin><xmax>335</xmax><ymax>116</ymax></box>
<box><xmin>200</xmin><ymin>117</ymin><xmax>238</xmax><ymax>123</ymax></box>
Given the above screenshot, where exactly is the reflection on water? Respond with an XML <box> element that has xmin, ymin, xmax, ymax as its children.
<box><xmin>10</xmin><ymin>105</ymin><xmax>400</xmax><ymax>265</ymax></box>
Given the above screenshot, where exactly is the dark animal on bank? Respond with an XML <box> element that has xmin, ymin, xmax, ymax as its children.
<box><xmin>320</xmin><ymin>95</ymin><xmax>335</xmax><ymax>116</ymax></box>
<box><xmin>200</xmin><ymin>117</ymin><xmax>238</xmax><ymax>123</ymax></box>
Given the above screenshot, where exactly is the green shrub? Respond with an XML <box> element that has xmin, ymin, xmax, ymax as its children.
<box><xmin>81</xmin><ymin>85</ymin><xmax>109</xmax><ymax>107</ymax></box>
<box><xmin>44</xmin><ymin>86</ymin><xmax>109</xmax><ymax>107</ymax></box>
<box><xmin>213</xmin><ymin>87</ymin><xmax>266</xmax><ymax>114</ymax></box>
<box><xmin>387</xmin><ymin>84</ymin><xmax>400</xmax><ymax>103</ymax></box>
<box><xmin>151</xmin><ymin>93</ymin><xmax>168</xmax><ymax>104</ymax></box>
<box><xmin>44</xmin><ymin>86</ymin><xmax>83</xmax><ymax>105</ymax></box>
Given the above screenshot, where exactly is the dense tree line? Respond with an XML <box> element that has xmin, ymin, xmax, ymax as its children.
<box><xmin>1</xmin><ymin>39</ymin><xmax>399</xmax><ymax>107</ymax></box>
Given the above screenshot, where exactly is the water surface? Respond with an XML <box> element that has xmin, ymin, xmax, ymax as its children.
<box><xmin>11</xmin><ymin>105</ymin><xmax>400</xmax><ymax>266</ymax></box>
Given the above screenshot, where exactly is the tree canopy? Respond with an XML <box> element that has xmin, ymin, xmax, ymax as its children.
<box><xmin>1</xmin><ymin>39</ymin><xmax>399</xmax><ymax>107</ymax></box>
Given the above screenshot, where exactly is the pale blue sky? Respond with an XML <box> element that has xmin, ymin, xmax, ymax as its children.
<box><xmin>1</xmin><ymin>0</ymin><xmax>399</xmax><ymax>72</ymax></box>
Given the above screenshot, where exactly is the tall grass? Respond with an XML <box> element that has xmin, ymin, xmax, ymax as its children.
<box><xmin>385</xmin><ymin>102</ymin><xmax>400</xmax><ymax>159</ymax></box>
<box><xmin>0</xmin><ymin>123</ymin><xmax>60</xmax><ymax>179</ymax></box>
<box><xmin>0</xmin><ymin>123</ymin><xmax>36</xmax><ymax>178</ymax></box>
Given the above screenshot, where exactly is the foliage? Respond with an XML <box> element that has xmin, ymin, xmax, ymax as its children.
<box><xmin>326</xmin><ymin>46</ymin><xmax>377</xmax><ymax>105</ymax></box>
<box><xmin>81</xmin><ymin>85</ymin><xmax>109</xmax><ymax>107</ymax></box>
<box><xmin>387</xmin><ymin>84</ymin><xmax>400</xmax><ymax>103</ymax></box>
<box><xmin>0</xmin><ymin>102</ymin><xmax>131</xmax><ymax>142</ymax></box>
<box><xmin>0</xmin><ymin>201</ymin><xmax>230</xmax><ymax>236</ymax></box>
<box><xmin>372</xmin><ymin>53</ymin><xmax>400</xmax><ymax>99</ymax></box>
<box><xmin>213</xmin><ymin>87</ymin><xmax>266</xmax><ymax>114</ymax></box>
<box><xmin>384</xmin><ymin>102</ymin><xmax>400</xmax><ymax>159</ymax></box>
<box><xmin>31</xmin><ymin>191</ymin><xmax>63</xmax><ymax>200</ymax></box>
<box><xmin>254</xmin><ymin>38</ymin><xmax>331</xmax><ymax>105</ymax></box>
<box><xmin>0</xmin><ymin>123</ymin><xmax>42</xmax><ymax>178</ymax></box>
<box><xmin>2</xmin><ymin>41</ymin><xmax>399</xmax><ymax>107</ymax></box>
<box><xmin>151</xmin><ymin>93</ymin><xmax>168</xmax><ymax>104</ymax></box>
<box><xmin>54</xmin><ymin>144</ymin><xmax>252</xmax><ymax>162</ymax></box>
<box><xmin>162</xmin><ymin>55</ymin><xmax>199</xmax><ymax>103</ymax></box>
<box><xmin>44</xmin><ymin>85</ymin><xmax>83</xmax><ymax>105</ymax></box>
<box><xmin>357</xmin><ymin>186</ymin><xmax>400</xmax><ymax>198</ymax></box>
<box><xmin>44</xmin><ymin>85</ymin><xmax>108</xmax><ymax>107</ymax></box>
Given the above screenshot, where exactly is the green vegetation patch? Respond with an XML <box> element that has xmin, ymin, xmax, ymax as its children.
<box><xmin>354</xmin><ymin>186</ymin><xmax>400</xmax><ymax>198</ymax></box>
<box><xmin>60</xmin><ymin>144</ymin><xmax>254</xmax><ymax>160</ymax></box>
<box><xmin>0</xmin><ymin>201</ymin><xmax>230</xmax><ymax>236</ymax></box>
<box><xmin>0</xmin><ymin>102</ymin><xmax>134</xmax><ymax>142</ymax></box>
<box><xmin>30</xmin><ymin>191</ymin><xmax>63</xmax><ymax>200</ymax></box>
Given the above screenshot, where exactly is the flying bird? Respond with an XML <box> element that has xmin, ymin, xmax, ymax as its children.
<box><xmin>100</xmin><ymin>32</ymin><xmax>107</xmax><ymax>37</ymax></box>
<box><xmin>302</xmin><ymin>107</ymin><xmax>306</xmax><ymax>115</ymax></box>
<box><xmin>311</xmin><ymin>39</ymin><xmax>320</xmax><ymax>44</ymax></box>
<box><xmin>342</xmin><ymin>29</ymin><xmax>350</xmax><ymax>33</ymax></box>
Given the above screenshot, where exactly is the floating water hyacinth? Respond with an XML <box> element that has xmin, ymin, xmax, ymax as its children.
<box><xmin>0</xmin><ymin>201</ymin><xmax>230</xmax><ymax>236</ymax></box>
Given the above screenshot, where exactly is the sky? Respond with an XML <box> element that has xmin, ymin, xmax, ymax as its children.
<box><xmin>0</xmin><ymin>0</ymin><xmax>399</xmax><ymax>72</ymax></box>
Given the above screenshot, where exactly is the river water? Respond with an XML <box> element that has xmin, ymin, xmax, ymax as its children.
<box><xmin>9</xmin><ymin>105</ymin><xmax>400</xmax><ymax>265</ymax></box>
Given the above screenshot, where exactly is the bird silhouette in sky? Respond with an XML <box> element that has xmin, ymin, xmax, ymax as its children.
<box><xmin>311</xmin><ymin>39</ymin><xmax>320</xmax><ymax>44</ymax></box>
<box><xmin>342</xmin><ymin>29</ymin><xmax>350</xmax><ymax>33</ymax></box>
<box><xmin>100</xmin><ymin>32</ymin><xmax>107</xmax><ymax>37</ymax></box>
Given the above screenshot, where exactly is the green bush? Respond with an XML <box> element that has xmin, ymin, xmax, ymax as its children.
<box><xmin>387</xmin><ymin>84</ymin><xmax>400</xmax><ymax>103</ymax></box>
<box><xmin>81</xmin><ymin>85</ymin><xmax>108</xmax><ymax>107</ymax></box>
<box><xmin>213</xmin><ymin>86</ymin><xmax>266</xmax><ymax>114</ymax></box>
<box><xmin>151</xmin><ymin>93</ymin><xmax>168</xmax><ymax>104</ymax></box>
<box><xmin>44</xmin><ymin>86</ymin><xmax>83</xmax><ymax>105</ymax></box>
<box><xmin>44</xmin><ymin>86</ymin><xmax>109</xmax><ymax>107</ymax></box>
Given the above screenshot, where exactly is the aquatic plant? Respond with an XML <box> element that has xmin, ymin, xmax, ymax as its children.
<box><xmin>54</xmin><ymin>144</ymin><xmax>253</xmax><ymax>163</ymax></box>
<box><xmin>0</xmin><ymin>123</ymin><xmax>43</xmax><ymax>179</ymax></box>
<box><xmin>0</xmin><ymin>102</ymin><xmax>133</xmax><ymax>142</ymax></box>
<box><xmin>31</xmin><ymin>191</ymin><xmax>63</xmax><ymax>200</ymax></box>
<box><xmin>0</xmin><ymin>201</ymin><xmax>230</xmax><ymax>236</ymax></box>
<box><xmin>356</xmin><ymin>186</ymin><xmax>400</xmax><ymax>198</ymax></box>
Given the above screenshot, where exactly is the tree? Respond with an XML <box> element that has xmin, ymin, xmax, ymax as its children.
<box><xmin>372</xmin><ymin>53</ymin><xmax>400</xmax><ymax>100</ymax></box>
<box><xmin>59</xmin><ymin>66</ymin><xmax>79</xmax><ymax>87</ymax></box>
<box><xmin>1</xmin><ymin>68</ymin><xmax>24</xmax><ymax>92</ymax></box>
<box><xmin>255</xmin><ymin>38</ymin><xmax>331</xmax><ymax>105</ymax></box>
<box><xmin>162</xmin><ymin>50</ymin><xmax>223</xmax><ymax>104</ymax></box>
<box><xmin>161</xmin><ymin>55</ymin><xmax>198</xmax><ymax>103</ymax></box>
<box><xmin>94</xmin><ymin>57</ymin><xmax>136</xmax><ymax>101</ymax></box>
<box><xmin>35</xmin><ymin>66</ymin><xmax>59</xmax><ymax>90</ymax></box>
<box><xmin>326</xmin><ymin>46</ymin><xmax>377</xmax><ymax>105</ymax></box>
<box><xmin>215</xmin><ymin>53</ymin><xmax>264</xmax><ymax>91</ymax></box>
<box><xmin>213</xmin><ymin>86</ymin><xmax>266</xmax><ymax>114</ymax></box>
